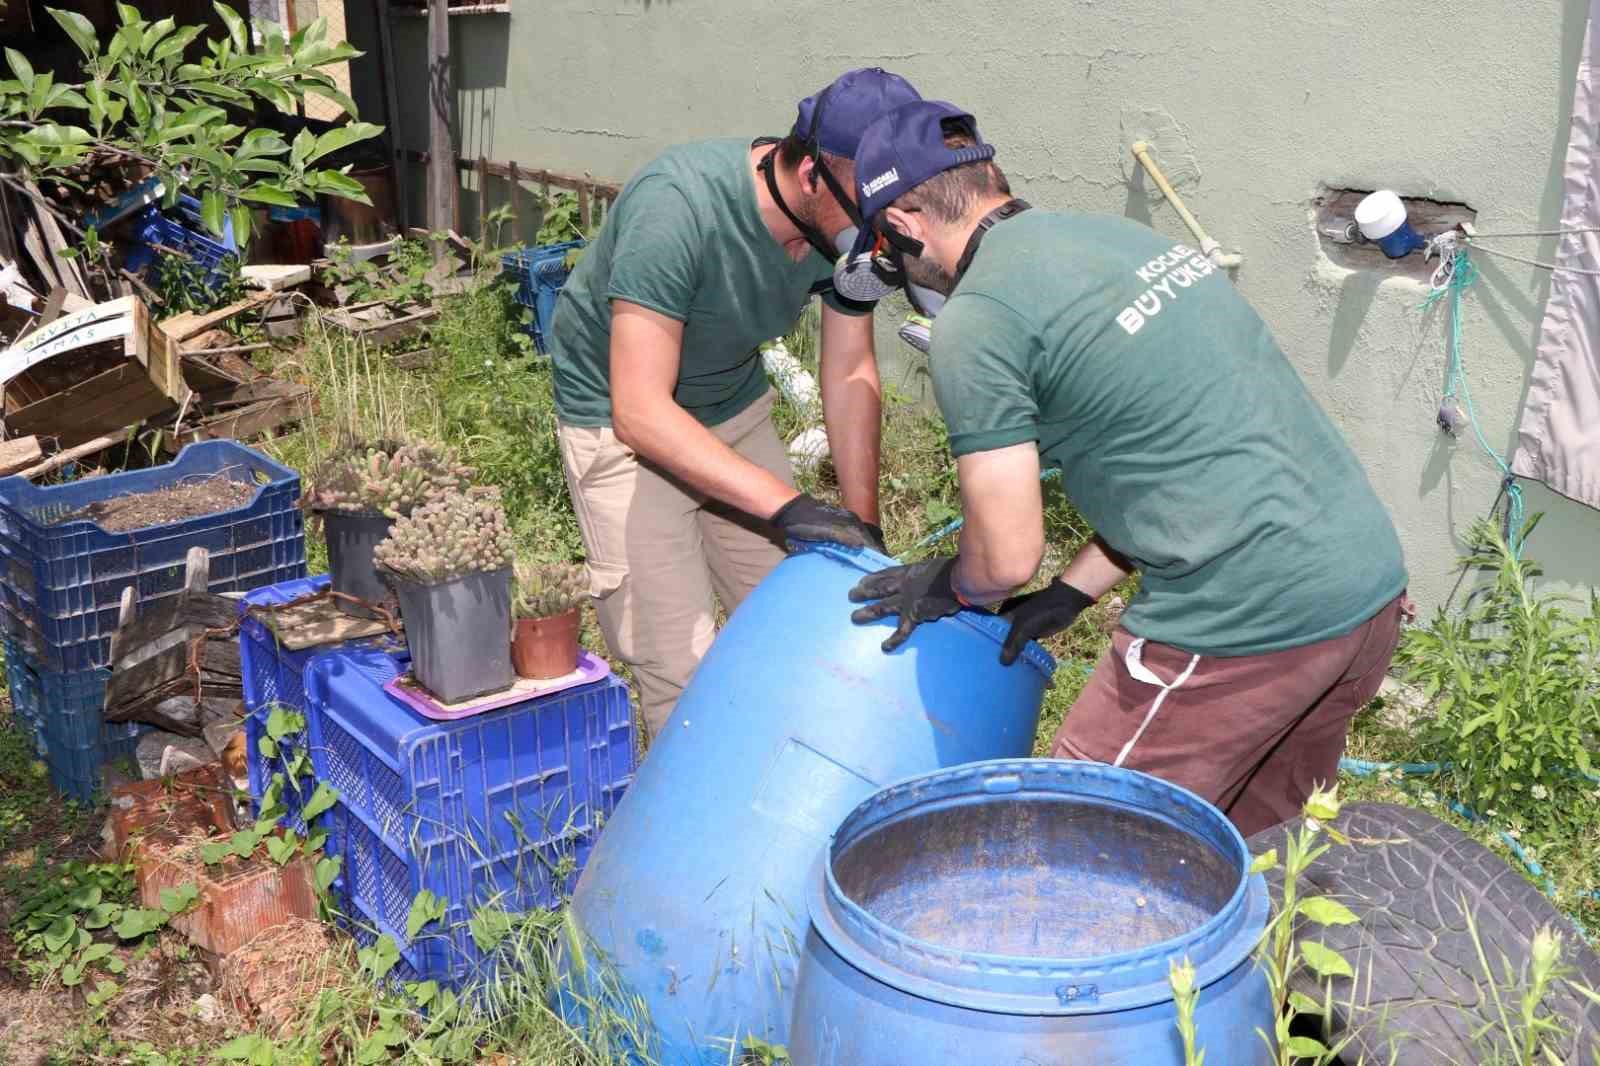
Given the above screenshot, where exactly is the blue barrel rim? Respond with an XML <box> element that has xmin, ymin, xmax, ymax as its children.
<box><xmin>808</xmin><ymin>759</ymin><xmax>1267</xmax><ymax>1016</ymax></box>
<box><xmin>803</xmin><ymin>544</ymin><xmax>1057</xmax><ymax>678</ymax></box>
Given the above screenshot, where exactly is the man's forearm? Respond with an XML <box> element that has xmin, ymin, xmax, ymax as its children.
<box><xmin>615</xmin><ymin>396</ymin><xmax>797</xmax><ymax>519</ymax></box>
<box><xmin>1058</xmin><ymin>535</ymin><xmax>1133</xmax><ymax>599</ymax></box>
<box><xmin>819</xmin><ymin>315</ymin><xmax>882</xmax><ymax>524</ymax></box>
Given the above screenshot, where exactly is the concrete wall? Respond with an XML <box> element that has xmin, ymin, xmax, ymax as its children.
<box><xmin>347</xmin><ymin>0</ymin><xmax>1600</xmax><ymax>612</ymax></box>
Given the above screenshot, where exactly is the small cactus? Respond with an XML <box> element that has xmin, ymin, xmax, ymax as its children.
<box><xmin>513</xmin><ymin>560</ymin><xmax>588</xmax><ymax>619</ymax></box>
<box><xmin>374</xmin><ymin>488</ymin><xmax>514</xmax><ymax>584</ymax></box>
<box><xmin>308</xmin><ymin>440</ymin><xmax>474</xmax><ymax>520</ymax></box>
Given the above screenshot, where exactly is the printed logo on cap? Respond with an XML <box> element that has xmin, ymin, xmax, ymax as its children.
<box><xmin>861</xmin><ymin>168</ymin><xmax>900</xmax><ymax>198</ymax></box>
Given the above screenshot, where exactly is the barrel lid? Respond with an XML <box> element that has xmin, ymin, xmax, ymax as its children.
<box><xmin>805</xmin><ymin>544</ymin><xmax>1058</xmax><ymax>680</ymax></box>
<box><xmin>808</xmin><ymin>759</ymin><xmax>1266</xmax><ymax>1016</ymax></box>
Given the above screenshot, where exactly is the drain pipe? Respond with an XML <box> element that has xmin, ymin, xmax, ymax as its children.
<box><xmin>1130</xmin><ymin>141</ymin><xmax>1243</xmax><ymax>269</ymax></box>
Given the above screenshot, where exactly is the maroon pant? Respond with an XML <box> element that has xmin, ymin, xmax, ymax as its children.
<box><xmin>1055</xmin><ymin>596</ymin><xmax>1406</xmax><ymax>837</ymax></box>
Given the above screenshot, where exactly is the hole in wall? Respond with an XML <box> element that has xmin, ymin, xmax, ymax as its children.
<box><xmin>1315</xmin><ymin>187</ymin><xmax>1477</xmax><ymax>280</ymax></box>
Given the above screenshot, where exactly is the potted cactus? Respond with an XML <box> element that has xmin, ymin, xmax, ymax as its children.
<box><xmin>374</xmin><ymin>488</ymin><xmax>516</xmax><ymax>703</ymax></box>
<box><xmin>511</xmin><ymin>560</ymin><xmax>589</xmax><ymax>679</ymax></box>
<box><xmin>307</xmin><ymin>441</ymin><xmax>473</xmax><ymax>617</ymax></box>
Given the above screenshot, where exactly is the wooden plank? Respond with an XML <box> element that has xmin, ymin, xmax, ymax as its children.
<box><xmin>577</xmin><ymin>181</ymin><xmax>591</xmax><ymax>232</ymax></box>
<box><xmin>177</xmin><ymin>390</ymin><xmax>311</xmax><ymax>446</ymax></box>
<box><xmin>18</xmin><ymin>206</ymin><xmax>63</xmax><ymax>292</ymax></box>
<box><xmin>7</xmin><ymin>362</ymin><xmax>172</xmax><ymax>445</ymax></box>
<box><xmin>0</xmin><ymin>436</ymin><xmax>41</xmax><ymax>476</ymax></box>
<box><xmin>17</xmin><ymin>432</ymin><xmax>125</xmax><ymax>480</ymax></box>
<box><xmin>198</xmin><ymin>377</ymin><xmax>307</xmax><ymax>410</ymax></box>
<box><xmin>477</xmin><ymin>155</ymin><xmax>489</xmax><ymax>239</ymax></box>
<box><xmin>157</xmin><ymin>291</ymin><xmax>274</xmax><ymax>343</ymax></box>
<box><xmin>509</xmin><ymin>161</ymin><xmax>523</xmax><ymax>233</ymax></box>
<box><xmin>388</xmin><ymin>347</ymin><xmax>435</xmax><ymax>370</ymax></box>
<box><xmin>427</xmin><ymin>0</ymin><xmax>457</xmax><ymax>233</ymax></box>
<box><xmin>128</xmin><ymin>296</ymin><xmax>192</xmax><ymax>407</ymax></box>
<box><xmin>402</xmin><ymin>150</ymin><xmax>621</xmax><ymax>202</ymax></box>
<box><xmin>26</xmin><ymin>180</ymin><xmax>90</xmax><ymax>299</ymax></box>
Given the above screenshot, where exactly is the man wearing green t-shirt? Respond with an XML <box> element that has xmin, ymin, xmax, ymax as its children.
<box><xmin>843</xmin><ymin>101</ymin><xmax>1408</xmax><ymax>834</ymax></box>
<box><xmin>548</xmin><ymin>69</ymin><xmax>921</xmax><ymax>738</ymax></box>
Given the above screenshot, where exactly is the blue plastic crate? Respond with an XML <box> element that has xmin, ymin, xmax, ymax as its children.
<box><xmin>303</xmin><ymin>647</ymin><xmax>634</xmax><ymax>987</ymax></box>
<box><xmin>501</xmin><ymin>240</ymin><xmax>584</xmax><ymax>354</ymax></box>
<box><xmin>4</xmin><ymin>637</ymin><xmax>148</xmax><ymax>801</ymax></box>
<box><xmin>240</xmin><ymin>574</ymin><xmax>406</xmax><ymax>834</ymax></box>
<box><xmin>0</xmin><ymin>441</ymin><xmax>307</xmax><ymax>674</ymax></box>
<box><xmin>125</xmin><ymin>194</ymin><xmax>239</xmax><ymax>290</ymax></box>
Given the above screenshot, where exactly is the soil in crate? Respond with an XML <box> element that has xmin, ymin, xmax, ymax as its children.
<box><xmin>50</xmin><ymin>475</ymin><xmax>255</xmax><ymax>531</ymax></box>
<box><xmin>110</xmin><ymin>763</ymin><xmax>237</xmax><ymax>858</ymax></box>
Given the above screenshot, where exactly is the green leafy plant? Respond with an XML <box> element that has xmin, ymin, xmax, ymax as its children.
<box><xmin>742</xmin><ymin>1035</ymin><xmax>791</xmax><ymax>1065</ymax></box>
<box><xmin>1398</xmin><ymin>515</ymin><xmax>1600</xmax><ymax>823</ymax></box>
<box><xmin>324</xmin><ymin>235</ymin><xmax>438</xmax><ymax>307</ymax></box>
<box><xmin>152</xmin><ymin>246</ymin><xmax>245</xmax><ymax>313</ymax></box>
<box><xmin>1250</xmin><ymin>785</ymin><xmax>1361</xmax><ymax>1065</ymax></box>
<box><xmin>374</xmin><ymin>488</ymin><xmax>515</xmax><ymax>584</ymax></box>
<box><xmin>307</xmin><ymin>440</ymin><xmax>474</xmax><ymax>518</ymax></box>
<box><xmin>512</xmin><ymin>559</ymin><xmax>587</xmax><ymax>619</ymax></box>
<box><xmin>3</xmin><ymin>5</ymin><xmax>381</xmax><ymax>250</ymax></box>
<box><xmin>9</xmin><ymin>861</ymin><xmax>195</xmax><ymax>993</ymax></box>
<box><xmin>1169</xmin><ymin>957</ymin><xmax>1205</xmax><ymax>1066</ymax></box>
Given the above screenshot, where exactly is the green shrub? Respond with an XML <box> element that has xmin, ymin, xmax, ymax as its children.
<box><xmin>1398</xmin><ymin>515</ymin><xmax>1600</xmax><ymax>826</ymax></box>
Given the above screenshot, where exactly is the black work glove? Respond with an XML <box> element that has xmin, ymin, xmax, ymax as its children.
<box><xmin>772</xmin><ymin>493</ymin><xmax>887</xmax><ymax>553</ymax></box>
<box><xmin>848</xmin><ymin>557</ymin><xmax>964</xmax><ymax>653</ymax></box>
<box><xmin>996</xmin><ymin>580</ymin><xmax>1095</xmax><ymax>665</ymax></box>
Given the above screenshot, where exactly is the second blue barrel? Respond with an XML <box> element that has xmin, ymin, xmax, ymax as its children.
<box><xmin>564</xmin><ymin>545</ymin><xmax>1055</xmax><ymax>1064</ymax></box>
<box><xmin>790</xmin><ymin>760</ymin><xmax>1273</xmax><ymax>1065</ymax></box>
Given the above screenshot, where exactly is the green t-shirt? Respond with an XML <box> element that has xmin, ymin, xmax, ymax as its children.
<box><xmin>930</xmin><ymin>210</ymin><xmax>1407</xmax><ymax>655</ymax></box>
<box><xmin>549</xmin><ymin>138</ymin><xmax>867</xmax><ymax>427</ymax></box>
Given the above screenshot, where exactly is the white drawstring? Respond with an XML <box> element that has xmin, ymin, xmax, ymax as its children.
<box><xmin>1112</xmin><ymin>638</ymin><xmax>1202</xmax><ymax>767</ymax></box>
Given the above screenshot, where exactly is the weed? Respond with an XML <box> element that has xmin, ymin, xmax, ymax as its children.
<box><xmin>153</xmin><ymin>252</ymin><xmax>247</xmax><ymax>316</ymax></box>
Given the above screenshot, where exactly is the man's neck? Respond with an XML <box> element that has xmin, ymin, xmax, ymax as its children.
<box><xmin>749</xmin><ymin>144</ymin><xmax>811</xmax><ymax>259</ymax></box>
<box><xmin>938</xmin><ymin>193</ymin><xmax>1018</xmax><ymax>276</ymax></box>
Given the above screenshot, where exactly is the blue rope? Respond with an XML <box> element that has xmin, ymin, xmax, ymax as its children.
<box><xmin>1420</xmin><ymin>248</ymin><xmax>1527</xmax><ymax>557</ymax></box>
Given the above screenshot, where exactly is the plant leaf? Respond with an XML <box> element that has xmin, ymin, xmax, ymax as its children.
<box><xmin>1297</xmin><ymin>896</ymin><xmax>1360</xmax><ymax>927</ymax></box>
<box><xmin>5</xmin><ymin>47</ymin><xmax>33</xmax><ymax>85</ymax></box>
<box><xmin>315</xmin><ymin>856</ymin><xmax>341</xmax><ymax>893</ymax></box>
<box><xmin>1248</xmin><ymin>848</ymin><xmax>1278</xmax><ymax>875</ymax></box>
<box><xmin>47</xmin><ymin>9</ymin><xmax>100</xmax><ymax>60</ymax></box>
<box><xmin>301</xmin><ymin>782</ymin><xmax>339</xmax><ymax>823</ymax></box>
<box><xmin>114</xmin><ymin>908</ymin><xmax>167</xmax><ymax>940</ymax></box>
<box><xmin>264</xmin><ymin>834</ymin><xmax>297</xmax><ymax>865</ymax></box>
<box><xmin>238</xmin><ymin>182</ymin><xmax>299</xmax><ymax>208</ymax></box>
<box><xmin>306</xmin><ymin>122</ymin><xmax>383</xmax><ymax>165</ymax></box>
<box><xmin>213</xmin><ymin>2</ymin><xmax>249</xmax><ymax>55</ymax></box>
<box><xmin>42</xmin><ymin>916</ymin><xmax>75</xmax><ymax>953</ymax></box>
<box><xmin>406</xmin><ymin>889</ymin><xmax>447</xmax><ymax>941</ymax></box>
<box><xmin>265</xmin><ymin>706</ymin><xmax>304</xmax><ymax>740</ymax></box>
<box><xmin>1298</xmin><ymin>939</ymin><xmax>1354</xmax><ymax>980</ymax></box>
<box><xmin>200</xmin><ymin>188</ymin><xmax>227</xmax><ymax>239</ymax></box>
<box><xmin>159</xmin><ymin>882</ymin><xmax>199</xmax><ymax>915</ymax></box>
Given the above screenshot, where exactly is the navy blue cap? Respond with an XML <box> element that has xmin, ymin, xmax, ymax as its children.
<box><xmin>847</xmin><ymin>101</ymin><xmax>996</xmax><ymax>258</ymax></box>
<box><xmin>792</xmin><ymin>68</ymin><xmax>922</xmax><ymax>160</ymax></box>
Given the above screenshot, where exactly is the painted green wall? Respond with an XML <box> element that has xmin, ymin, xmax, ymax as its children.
<box><xmin>348</xmin><ymin>0</ymin><xmax>1600</xmax><ymax>612</ymax></box>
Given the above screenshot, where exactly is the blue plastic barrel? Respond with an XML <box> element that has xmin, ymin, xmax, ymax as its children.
<box><xmin>564</xmin><ymin>545</ymin><xmax>1055</xmax><ymax>1064</ymax></box>
<box><xmin>790</xmin><ymin>760</ymin><xmax>1273</xmax><ymax>1065</ymax></box>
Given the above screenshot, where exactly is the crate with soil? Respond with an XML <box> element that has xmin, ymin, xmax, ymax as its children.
<box><xmin>373</xmin><ymin>488</ymin><xmax>515</xmax><ymax>703</ymax></box>
<box><xmin>0</xmin><ymin>439</ymin><xmax>307</xmax><ymax>674</ymax></box>
<box><xmin>306</xmin><ymin>441</ymin><xmax>473</xmax><ymax>620</ymax></box>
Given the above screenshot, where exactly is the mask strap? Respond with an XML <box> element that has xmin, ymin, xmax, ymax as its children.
<box><xmin>953</xmin><ymin>198</ymin><xmax>1031</xmax><ymax>283</ymax></box>
<box><xmin>758</xmin><ymin>146</ymin><xmax>838</xmax><ymax>260</ymax></box>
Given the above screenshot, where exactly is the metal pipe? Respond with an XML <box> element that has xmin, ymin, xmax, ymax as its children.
<box><xmin>1130</xmin><ymin>141</ymin><xmax>1243</xmax><ymax>269</ymax></box>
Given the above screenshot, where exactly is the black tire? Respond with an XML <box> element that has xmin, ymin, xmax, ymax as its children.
<box><xmin>1245</xmin><ymin>802</ymin><xmax>1600</xmax><ymax>1065</ymax></box>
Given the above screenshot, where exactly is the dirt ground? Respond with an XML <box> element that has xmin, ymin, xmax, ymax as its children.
<box><xmin>52</xmin><ymin>474</ymin><xmax>255</xmax><ymax>532</ymax></box>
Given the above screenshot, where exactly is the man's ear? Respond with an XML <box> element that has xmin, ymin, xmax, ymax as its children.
<box><xmin>797</xmin><ymin>155</ymin><xmax>820</xmax><ymax>191</ymax></box>
<box><xmin>880</xmin><ymin>204</ymin><xmax>920</xmax><ymax>243</ymax></box>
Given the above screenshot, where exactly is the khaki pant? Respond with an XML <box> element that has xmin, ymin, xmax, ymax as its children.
<box><xmin>558</xmin><ymin>391</ymin><xmax>791</xmax><ymax>738</ymax></box>
<box><xmin>1056</xmin><ymin>595</ymin><xmax>1406</xmax><ymax>837</ymax></box>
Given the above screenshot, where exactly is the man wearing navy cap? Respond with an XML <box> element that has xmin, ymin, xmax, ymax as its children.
<box><xmin>843</xmin><ymin>101</ymin><xmax>1408</xmax><ymax>834</ymax></box>
<box><xmin>548</xmin><ymin>69</ymin><xmax>920</xmax><ymax>738</ymax></box>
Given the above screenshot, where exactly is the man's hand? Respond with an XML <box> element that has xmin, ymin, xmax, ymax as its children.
<box><xmin>848</xmin><ymin>557</ymin><xmax>963</xmax><ymax>652</ymax></box>
<box><xmin>997</xmin><ymin>579</ymin><xmax>1095</xmax><ymax>665</ymax></box>
<box><xmin>772</xmin><ymin>493</ymin><xmax>885</xmax><ymax>553</ymax></box>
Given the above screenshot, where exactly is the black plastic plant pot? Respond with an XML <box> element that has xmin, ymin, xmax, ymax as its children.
<box><xmin>324</xmin><ymin>510</ymin><xmax>395</xmax><ymax>618</ymax></box>
<box><xmin>392</xmin><ymin>567</ymin><xmax>514</xmax><ymax>704</ymax></box>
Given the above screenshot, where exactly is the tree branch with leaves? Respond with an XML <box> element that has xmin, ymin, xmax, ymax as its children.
<box><xmin>1</xmin><ymin>3</ymin><xmax>383</xmax><ymax>250</ymax></box>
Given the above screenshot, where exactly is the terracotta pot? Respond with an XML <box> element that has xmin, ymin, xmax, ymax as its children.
<box><xmin>512</xmin><ymin>608</ymin><xmax>581</xmax><ymax>680</ymax></box>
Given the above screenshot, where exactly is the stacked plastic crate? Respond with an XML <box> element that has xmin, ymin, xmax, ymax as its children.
<box><xmin>298</xmin><ymin>647</ymin><xmax>635</xmax><ymax>987</ymax></box>
<box><xmin>501</xmin><ymin>240</ymin><xmax>585</xmax><ymax>353</ymax></box>
<box><xmin>0</xmin><ymin>442</ymin><xmax>307</xmax><ymax>801</ymax></box>
<box><xmin>238</xmin><ymin>574</ymin><xmax>406</xmax><ymax>834</ymax></box>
